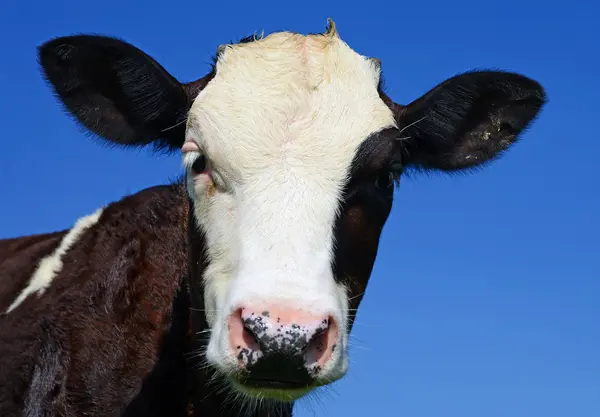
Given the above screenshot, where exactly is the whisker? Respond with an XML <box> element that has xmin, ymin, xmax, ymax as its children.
<box><xmin>348</xmin><ymin>343</ymin><xmax>370</xmax><ymax>351</ymax></box>
<box><xmin>397</xmin><ymin>115</ymin><xmax>427</xmax><ymax>139</ymax></box>
<box><xmin>160</xmin><ymin>117</ymin><xmax>187</xmax><ymax>133</ymax></box>
<box><xmin>189</xmin><ymin>307</ymin><xmax>219</xmax><ymax>312</ymax></box>
<box><xmin>348</xmin><ymin>333</ymin><xmax>370</xmax><ymax>347</ymax></box>
<box><xmin>183</xmin><ymin>350</ymin><xmax>203</xmax><ymax>359</ymax></box>
<box><xmin>351</xmin><ymin>319</ymin><xmax>384</xmax><ymax>329</ymax></box>
<box><xmin>347</xmin><ymin>292</ymin><xmax>365</xmax><ymax>302</ymax></box>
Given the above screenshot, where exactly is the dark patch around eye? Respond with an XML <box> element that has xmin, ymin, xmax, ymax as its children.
<box><xmin>349</xmin><ymin>128</ymin><xmax>401</xmax><ymax>177</ymax></box>
<box><xmin>343</xmin><ymin>128</ymin><xmax>404</xmax><ymax>197</ymax></box>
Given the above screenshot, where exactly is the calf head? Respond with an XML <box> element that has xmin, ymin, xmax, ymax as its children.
<box><xmin>38</xmin><ymin>20</ymin><xmax>546</xmax><ymax>402</ymax></box>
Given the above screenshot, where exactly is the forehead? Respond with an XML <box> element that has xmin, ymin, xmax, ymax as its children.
<box><xmin>187</xmin><ymin>30</ymin><xmax>396</xmax><ymax>177</ymax></box>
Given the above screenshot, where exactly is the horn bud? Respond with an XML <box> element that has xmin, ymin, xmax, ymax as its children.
<box><xmin>325</xmin><ymin>18</ymin><xmax>339</xmax><ymax>38</ymax></box>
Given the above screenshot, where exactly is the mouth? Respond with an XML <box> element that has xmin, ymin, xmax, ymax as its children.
<box><xmin>243</xmin><ymin>376</ymin><xmax>309</xmax><ymax>390</ymax></box>
<box><xmin>228</xmin><ymin>375</ymin><xmax>316</xmax><ymax>401</ymax></box>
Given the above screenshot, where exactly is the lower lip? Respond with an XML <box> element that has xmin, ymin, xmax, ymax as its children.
<box><xmin>229</xmin><ymin>377</ymin><xmax>314</xmax><ymax>401</ymax></box>
<box><xmin>243</xmin><ymin>378</ymin><xmax>309</xmax><ymax>390</ymax></box>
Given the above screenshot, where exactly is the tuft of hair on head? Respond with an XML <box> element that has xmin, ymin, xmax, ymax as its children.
<box><xmin>324</xmin><ymin>18</ymin><xmax>339</xmax><ymax>38</ymax></box>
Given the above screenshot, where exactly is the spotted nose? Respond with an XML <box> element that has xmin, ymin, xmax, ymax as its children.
<box><xmin>228</xmin><ymin>306</ymin><xmax>339</xmax><ymax>388</ymax></box>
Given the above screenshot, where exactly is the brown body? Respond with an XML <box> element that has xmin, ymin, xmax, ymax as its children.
<box><xmin>0</xmin><ymin>184</ymin><xmax>218</xmax><ymax>416</ymax></box>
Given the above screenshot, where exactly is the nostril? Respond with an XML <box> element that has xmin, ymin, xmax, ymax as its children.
<box><xmin>242</xmin><ymin>320</ymin><xmax>260</xmax><ymax>351</ymax></box>
<box><xmin>228</xmin><ymin>308</ymin><xmax>261</xmax><ymax>362</ymax></box>
<box><xmin>305</xmin><ymin>315</ymin><xmax>338</xmax><ymax>370</ymax></box>
<box><xmin>309</xmin><ymin>329</ymin><xmax>327</xmax><ymax>355</ymax></box>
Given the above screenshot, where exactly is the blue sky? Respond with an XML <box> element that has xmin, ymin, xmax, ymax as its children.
<box><xmin>1</xmin><ymin>1</ymin><xmax>598</xmax><ymax>416</ymax></box>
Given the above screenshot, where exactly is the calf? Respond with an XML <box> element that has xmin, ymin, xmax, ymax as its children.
<box><xmin>0</xmin><ymin>20</ymin><xmax>546</xmax><ymax>416</ymax></box>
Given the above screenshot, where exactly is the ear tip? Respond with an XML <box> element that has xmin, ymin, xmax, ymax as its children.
<box><xmin>483</xmin><ymin>70</ymin><xmax>549</xmax><ymax>113</ymax></box>
<box><xmin>36</xmin><ymin>34</ymin><xmax>129</xmax><ymax>62</ymax></box>
<box><xmin>37</xmin><ymin>36</ymin><xmax>79</xmax><ymax>72</ymax></box>
<box><xmin>462</xmin><ymin>69</ymin><xmax>548</xmax><ymax>100</ymax></box>
<box><xmin>507</xmin><ymin>71</ymin><xmax>548</xmax><ymax>100</ymax></box>
<box><xmin>37</xmin><ymin>35</ymin><xmax>77</xmax><ymax>54</ymax></box>
<box><xmin>519</xmin><ymin>76</ymin><xmax>549</xmax><ymax>114</ymax></box>
<box><xmin>37</xmin><ymin>38</ymin><xmax>59</xmax><ymax>64</ymax></box>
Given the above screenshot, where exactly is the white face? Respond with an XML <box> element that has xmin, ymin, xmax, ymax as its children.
<box><xmin>182</xmin><ymin>30</ymin><xmax>396</xmax><ymax>398</ymax></box>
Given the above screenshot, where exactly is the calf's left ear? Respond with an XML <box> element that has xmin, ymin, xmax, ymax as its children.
<box><xmin>392</xmin><ymin>70</ymin><xmax>547</xmax><ymax>172</ymax></box>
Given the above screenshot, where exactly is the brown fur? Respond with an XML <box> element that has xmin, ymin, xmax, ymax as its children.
<box><xmin>0</xmin><ymin>231</ymin><xmax>67</xmax><ymax>312</ymax></box>
<box><xmin>0</xmin><ymin>183</ymin><xmax>193</xmax><ymax>416</ymax></box>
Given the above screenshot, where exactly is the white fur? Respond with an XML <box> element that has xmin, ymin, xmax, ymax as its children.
<box><xmin>183</xmin><ymin>29</ymin><xmax>396</xmax><ymax>388</ymax></box>
<box><xmin>5</xmin><ymin>207</ymin><xmax>104</xmax><ymax>314</ymax></box>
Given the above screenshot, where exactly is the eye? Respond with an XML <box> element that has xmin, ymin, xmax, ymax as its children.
<box><xmin>375</xmin><ymin>172</ymin><xmax>396</xmax><ymax>189</ymax></box>
<box><xmin>374</xmin><ymin>161</ymin><xmax>403</xmax><ymax>190</ymax></box>
<box><xmin>191</xmin><ymin>155</ymin><xmax>208</xmax><ymax>174</ymax></box>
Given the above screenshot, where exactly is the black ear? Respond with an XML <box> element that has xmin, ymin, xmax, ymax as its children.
<box><xmin>38</xmin><ymin>35</ymin><xmax>203</xmax><ymax>152</ymax></box>
<box><xmin>394</xmin><ymin>70</ymin><xmax>547</xmax><ymax>172</ymax></box>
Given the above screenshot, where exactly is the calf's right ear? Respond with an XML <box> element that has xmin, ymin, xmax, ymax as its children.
<box><xmin>38</xmin><ymin>35</ymin><xmax>210</xmax><ymax>152</ymax></box>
